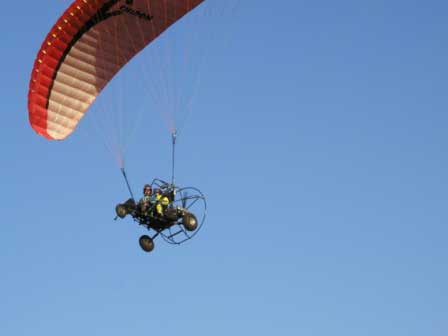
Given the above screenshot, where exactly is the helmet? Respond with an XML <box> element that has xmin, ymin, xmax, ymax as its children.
<box><xmin>143</xmin><ymin>184</ymin><xmax>152</xmax><ymax>193</ymax></box>
<box><xmin>154</xmin><ymin>188</ymin><xmax>162</xmax><ymax>194</ymax></box>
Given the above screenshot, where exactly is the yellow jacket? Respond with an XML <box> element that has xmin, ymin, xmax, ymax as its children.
<box><xmin>155</xmin><ymin>193</ymin><xmax>170</xmax><ymax>215</ymax></box>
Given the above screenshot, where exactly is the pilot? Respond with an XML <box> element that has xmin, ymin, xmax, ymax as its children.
<box><xmin>138</xmin><ymin>184</ymin><xmax>153</xmax><ymax>215</ymax></box>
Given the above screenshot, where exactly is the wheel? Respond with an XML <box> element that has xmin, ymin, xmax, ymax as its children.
<box><xmin>182</xmin><ymin>212</ymin><xmax>198</xmax><ymax>231</ymax></box>
<box><xmin>115</xmin><ymin>204</ymin><xmax>128</xmax><ymax>218</ymax></box>
<box><xmin>139</xmin><ymin>235</ymin><xmax>154</xmax><ymax>252</ymax></box>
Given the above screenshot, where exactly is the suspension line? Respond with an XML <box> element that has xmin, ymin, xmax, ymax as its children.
<box><xmin>121</xmin><ymin>167</ymin><xmax>135</xmax><ymax>200</ymax></box>
<box><xmin>171</xmin><ymin>129</ymin><xmax>177</xmax><ymax>186</ymax></box>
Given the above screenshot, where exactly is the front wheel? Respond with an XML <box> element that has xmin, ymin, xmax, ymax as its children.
<box><xmin>139</xmin><ymin>235</ymin><xmax>154</xmax><ymax>252</ymax></box>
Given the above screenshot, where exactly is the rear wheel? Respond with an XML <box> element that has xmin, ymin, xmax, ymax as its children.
<box><xmin>139</xmin><ymin>235</ymin><xmax>154</xmax><ymax>252</ymax></box>
<box><xmin>182</xmin><ymin>212</ymin><xmax>198</xmax><ymax>231</ymax></box>
<box><xmin>115</xmin><ymin>204</ymin><xmax>128</xmax><ymax>218</ymax></box>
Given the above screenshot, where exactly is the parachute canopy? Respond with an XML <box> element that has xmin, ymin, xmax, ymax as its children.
<box><xmin>28</xmin><ymin>0</ymin><xmax>203</xmax><ymax>140</ymax></box>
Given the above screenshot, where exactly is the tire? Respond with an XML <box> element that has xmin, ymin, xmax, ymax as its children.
<box><xmin>115</xmin><ymin>204</ymin><xmax>128</xmax><ymax>218</ymax></box>
<box><xmin>139</xmin><ymin>235</ymin><xmax>154</xmax><ymax>252</ymax></box>
<box><xmin>182</xmin><ymin>213</ymin><xmax>198</xmax><ymax>231</ymax></box>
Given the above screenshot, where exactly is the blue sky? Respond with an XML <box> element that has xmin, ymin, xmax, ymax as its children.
<box><xmin>1</xmin><ymin>1</ymin><xmax>448</xmax><ymax>335</ymax></box>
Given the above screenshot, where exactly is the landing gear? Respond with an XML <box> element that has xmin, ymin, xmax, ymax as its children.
<box><xmin>139</xmin><ymin>235</ymin><xmax>154</xmax><ymax>252</ymax></box>
<box><xmin>115</xmin><ymin>199</ymin><xmax>136</xmax><ymax>219</ymax></box>
<box><xmin>115</xmin><ymin>204</ymin><xmax>128</xmax><ymax>218</ymax></box>
<box><xmin>182</xmin><ymin>212</ymin><xmax>198</xmax><ymax>231</ymax></box>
